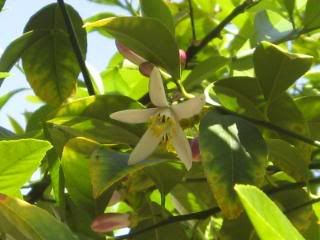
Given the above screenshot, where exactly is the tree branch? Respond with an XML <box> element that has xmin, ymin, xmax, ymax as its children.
<box><xmin>186</xmin><ymin>0</ymin><xmax>260</xmax><ymax>63</ymax></box>
<box><xmin>115</xmin><ymin>176</ymin><xmax>320</xmax><ymax>239</ymax></box>
<box><xmin>214</xmin><ymin>106</ymin><xmax>320</xmax><ymax>148</ymax></box>
<box><xmin>57</xmin><ymin>0</ymin><xmax>95</xmax><ymax>96</ymax></box>
<box><xmin>187</xmin><ymin>0</ymin><xmax>196</xmax><ymax>41</ymax></box>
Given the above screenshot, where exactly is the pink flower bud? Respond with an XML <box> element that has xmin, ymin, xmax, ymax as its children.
<box><xmin>179</xmin><ymin>49</ymin><xmax>187</xmax><ymax>66</ymax></box>
<box><xmin>115</xmin><ymin>40</ymin><xmax>146</xmax><ymax>65</ymax></box>
<box><xmin>139</xmin><ymin>62</ymin><xmax>155</xmax><ymax>77</ymax></box>
<box><xmin>189</xmin><ymin>138</ymin><xmax>201</xmax><ymax>162</ymax></box>
<box><xmin>91</xmin><ymin>213</ymin><xmax>131</xmax><ymax>233</ymax></box>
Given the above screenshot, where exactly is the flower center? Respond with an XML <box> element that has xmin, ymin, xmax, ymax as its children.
<box><xmin>149</xmin><ymin>110</ymin><xmax>175</xmax><ymax>140</ymax></box>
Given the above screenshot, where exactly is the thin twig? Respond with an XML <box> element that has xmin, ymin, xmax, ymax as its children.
<box><xmin>187</xmin><ymin>0</ymin><xmax>196</xmax><ymax>41</ymax></box>
<box><xmin>115</xmin><ymin>207</ymin><xmax>220</xmax><ymax>240</ymax></box>
<box><xmin>214</xmin><ymin>106</ymin><xmax>320</xmax><ymax>148</ymax></box>
<box><xmin>115</xmin><ymin>176</ymin><xmax>320</xmax><ymax>239</ymax></box>
<box><xmin>57</xmin><ymin>0</ymin><xmax>95</xmax><ymax>96</ymax></box>
<box><xmin>186</xmin><ymin>0</ymin><xmax>260</xmax><ymax>63</ymax></box>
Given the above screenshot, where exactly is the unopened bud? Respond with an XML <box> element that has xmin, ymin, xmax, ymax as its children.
<box><xmin>115</xmin><ymin>40</ymin><xmax>146</xmax><ymax>65</ymax></box>
<box><xmin>139</xmin><ymin>62</ymin><xmax>155</xmax><ymax>77</ymax></box>
<box><xmin>91</xmin><ymin>213</ymin><xmax>131</xmax><ymax>233</ymax></box>
<box><xmin>179</xmin><ymin>49</ymin><xmax>187</xmax><ymax>66</ymax></box>
<box><xmin>189</xmin><ymin>138</ymin><xmax>201</xmax><ymax>162</ymax></box>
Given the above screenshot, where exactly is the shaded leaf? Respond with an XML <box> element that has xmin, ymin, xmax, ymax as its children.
<box><xmin>254</xmin><ymin>41</ymin><xmax>312</xmax><ymax>101</ymax></box>
<box><xmin>22</xmin><ymin>3</ymin><xmax>87</xmax><ymax>106</ymax></box>
<box><xmin>8</xmin><ymin>116</ymin><xmax>24</xmax><ymax>134</ymax></box>
<box><xmin>303</xmin><ymin>0</ymin><xmax>320</xmax><ymax>30</ymax></box>
<box><xmin>266</xmin><ymin>139</ymin><xmax>309</xmax><ymax>181</ymax></box>
<box><xmin>235</xmin><ymin>184</ymin><xmax>305</xmax><ymax>240</ymax></box>
<box><xmin>296</xmin><ymin>96</ymin><xmax>320</xmax><ymax>139</ymax></box>
<box><xmin>85</xmin><ymin>17</ymin><xmax>180</xmax><ymax>79</ymax></box>
<box><xmin>199</xmin><ymin>110</ymin><xmax>267</xmax><ymax>218</ymax></box>
<box><xmin>184</xmin><ymin>56</ymin><xmax>229</xmax><ymax>90</ymax></box>
<box><xmin>0</xmin><ymin>0</ymin><xmax>5</xmax><ymax>11</ymax></box>
<box><xmin>0</xmin><ymin>194</ymin><xmax>77</xmax><ymax>240</ymax></box>
<box><xmin>212</xmin><ymin>77</ymin><xmax>264</xmax><ymax>119</ymax></box>
<box><xmin>90</xmin><ymin>146</ymin><xmax>178</xmax><ymax>198</ymax></box>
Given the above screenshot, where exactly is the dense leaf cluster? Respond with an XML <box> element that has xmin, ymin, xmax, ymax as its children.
<box><xmin>1</xmin><ymin>0</ymin><xmax>320</xmax><ymax>239</ymax></box>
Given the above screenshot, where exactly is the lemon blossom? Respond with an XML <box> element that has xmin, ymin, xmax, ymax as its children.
<box><xmin>110</xmin><ymin>67</ymin><xmax>205</xmax><ymax>170</ymax></box>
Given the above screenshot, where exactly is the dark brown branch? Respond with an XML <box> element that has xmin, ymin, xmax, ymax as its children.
<box><xmin>57</xmin><ymin>0</ymin><xmax>95</xmax><ymax>96</ymax></box>
<box><xmin>115</xmin><ymin>176</ymin><xmax>320</xmax><ymax>239</ymax></box>
<box><xmin>186</xmin><ymin>0</ymin><xmax>260</xmax><ymax>63</ymax></box>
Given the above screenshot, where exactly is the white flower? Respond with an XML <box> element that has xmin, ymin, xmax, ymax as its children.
<box><xmin>110</xmin><ymin>67</ymin><xmax>205</xmax><ymax>170</ymax></box>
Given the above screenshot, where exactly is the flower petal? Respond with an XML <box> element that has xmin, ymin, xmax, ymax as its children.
<box><xmin>91</xmin><ymin>213</ymin><xmax>130</xmax><ymax>233</ymax></box>
<box><xmin>172</xmin><ymin>123</ymin><xmax>193</xmax><ymax>170</ymax></box>
<box><xmin>171</xmin><ymin>94</ymin><xmax>205</xmax><ymax>121</ymax></box>
<box><xmin>129</xmin><ymin>127</ymin><xmax>163</xmax><ymax>165</ymax></box>
<box><xmin>149</xmin><ymin>67</ymin><xmax>168</xmax><ymax>107</ymax></box>
<box><xmin>110</xmin><ymin>108</ymin><xmax>158</xmax><ymax>124</ymax></box>
<box><xmin>116</xmin><ymin>41</ymin><xmax>146</xmax><ymax>65</ymax></box>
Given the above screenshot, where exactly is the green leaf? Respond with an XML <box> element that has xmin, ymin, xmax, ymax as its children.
<box><xmin>61</xmin><ymin>137</ymin><xmax>101</xmax><ymax>213</ymax></box>
<box><xmin>22</xmin><ymin>3</ymin><xmax>87</xmax><ymax>106</ymax></box>
<box><xmin>0</xmin><ymin>30</ymin><xmax>47</xmax><ymax>86</ymax></box>
<box><xmin>184</xmin><ymin>56</ymin><xmax>229</xmax><ymax>90</ymax></box>
<box><xmin>85</xmin><ymin>12</ymin><xmax>115</xmax><ymax>37</ymax></box>
<box><xmin>253</xmin><ymin>10</ymin><xmax>292</xmax><ymax>43</ymax></box>
<box><xmin>212</xmin><ymin>77</ymin><xmax>264</xmax><ymax>119</ymax></box>
<box><xmin>267</xmin><ymin>94</ymin><xmax>311</xmax><ymax>164</ymax></box>
<box><xmin>145</xmin><ymin>161</ymin><xmax>186</xmax><ymax>202</ymax></box>
<box><xmin>234</xmin><ymin>184</ymin><xmax>305</xmax><ymax>240</ymax></box>
<box><xmin>281</xmin><ymin>0</ymin><xmax>295</xmax><ymax>21</ymax></box>
<box><xmin>140</xmin><ymin>0</ymin><xmax>175</xmax><ymax>34</ymax></box>
<box><xmin>254</xmin><ymin>41</ymin><xmax>313</xmax><ymax>102</ymax></box>
<box><xmin>133</xmin><ymin>201</ymin><xmax>189</xmax><ymax>240</ymax></box>
<box><xmin>48</xmin><ymin>116</ymin><xmax>139</xmax><ymax>145</ymax></box>
<box><xmin>0</xmin><ymin>139</ymin><xmax>52</xmax><ymax>196</ymax></box>
<box><xmin>0</xmin><ymin>195</ymin><xmax>77</xmax><ymax>240</ymax></box>
<box><xmin>271</xmin><ymin>188</ymin><xmax>316</xmax><ymax>235</ymax></box>
<box><xmin>90</xmin><ymin>146</ymin><xmax>177</xmax><ymax>198</ymax></box>
<box><xmin>0</xmin><ymin>0</ymin><xmax>5</xmax><ymax>11</ymax></box>
<box><xmin>101</xmin><ymin>67</ymin><xmax>149</xmax><ymax>100</ymax></box>
<box><xmin>8</xmin><ymin>116</ymin><xmax>25</xmax><ymax>135</ymax></box>
<box><xmin>296</xmin><ymin>96</ymin><xmax>320</xmax><ymax>139</ymax></box>
<box><xmin>303</xmin><ymin>0</ymin><xmax>320</xmax><ymax>30</ymax></box>
<box><xmin>266</xmin><ymin>139</ymin><xmax>309</xmax><ymax>181</ymax></box>
<box><xmin>0</xmin><ymin>88</ymin><xmax>25</xmax><ymax>110</ymax></box>
<box><xmin>88</xmin><ymin>0</ymin><xmax>119</xmax><ymax>5</ymax></box>
<box><xmin>85</xmin><ymin>17</ymin><xmax>180</xmax><ymax>79</ymax></box>
<box><xmin>54</xmin><ymin>95</ymin><xmax>144</xmax><ymax>136</ymax></box>
<box><xmin>199</xmin><ymin>110</ymin><xmax>267</xmax><ymax>218</ymax></box>
<box><xmin>0</xmin><ymin>72</ymin><xmax>9</xmax><ymax>78</ymax></box>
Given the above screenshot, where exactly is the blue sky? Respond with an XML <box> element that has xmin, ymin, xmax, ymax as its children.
<box><xmin>0</xmin><ymin>0</ymin><xmax>124</xmax><ymax>130</ymax></box>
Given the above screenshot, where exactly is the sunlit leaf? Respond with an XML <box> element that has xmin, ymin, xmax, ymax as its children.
<box><xmin>84</xmin><ymin>17</ymin><xmax>180</xmax><ymax>79</ymax></box>
<box><xmin>0</xmin><ymin>139</ymin><xmax>52</xmax><ymax>196</ymax></box>
<box><xmin>0</xmin><ymin>194</ymin><xmax>77</xmax><ymax>239</ymax></box>
<box><xmin>235</xmin><ymin>184</ymin><xmax>305</xmax><ymax>240</ymax></box>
